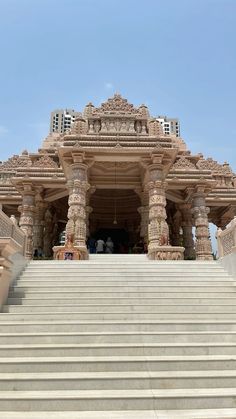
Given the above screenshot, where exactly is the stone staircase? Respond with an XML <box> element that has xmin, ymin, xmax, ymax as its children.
<box><xmin>1</xmin><ymin>255</ymin><xmax>236</xmax><ymax>418</ymax></box>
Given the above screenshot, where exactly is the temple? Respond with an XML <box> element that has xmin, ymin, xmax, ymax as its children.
<box><xmin>0</xmin><ymin>93</ymin><xmax>236</xmax><ymax>260</ymax></box>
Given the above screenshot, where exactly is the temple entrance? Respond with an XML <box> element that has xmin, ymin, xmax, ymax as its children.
<box><xmin>89</xmin><ymin>189</ymin><xmax>141</xmax><ymax>253</ymax></box>
<box><xmin>94</xmin><ymin>228</ymin><xmax>130</xmax><ymax>253</ymax></box>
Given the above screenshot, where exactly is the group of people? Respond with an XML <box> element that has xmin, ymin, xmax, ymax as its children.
<box><xmin>87</xmin><ymin>237</ymin><xmax>114</xmax><ymax>254</ymax></box>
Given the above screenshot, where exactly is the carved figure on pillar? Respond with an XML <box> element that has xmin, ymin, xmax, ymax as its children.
<box><xmin>66</xmin><ymin>162</ymin><xmax>89</xmax><ymax>259</ymax></box>
<box><xmin>180</xmin><ymin>204</ymin><xmax>196</xmax><ymax>259</ymax></box>
<box><xmin>191</xmin><ymin>187</ymin><xmax>213</xmax><ymax>260</ymax></box>
<box><xmin>43</xmin><ymin>208</ymin><xmax>53</xmax><ymax>258</ymax></box>
<box><xmin>147</xmin><ymin>179</ymin><xmax>169</xmax><ymax>251</ymax></box>
<box><xmin>33</xmin><ymin>196</ymin><xmax>47</xmax><ymax>255</ymax></box>
<box><xmin>138</xmin><ymin>205</ymin><xmax>149</xmax><ymax>244</ymax></box>
<box><xmin>18</xmin><ymin>183</ymin><xmax>36</xmax><ymax>259</ymax></box>
<box><xmin>85</xmin><ymin>206</ymin><xmax>93</xmax><ymax>238</ymax></box>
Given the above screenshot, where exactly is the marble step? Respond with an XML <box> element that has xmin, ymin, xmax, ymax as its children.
<box><xmin>5</xmin><ymin>304</ymin><xmax>234</xmax><ymax>316</ymax></box>
<box><xmin>2</xmin><ymin>370</ymin><xmax>236</xmax><ymax>391</ymax></box>
<box><xmin>0</xmin><ymin>320</ymin><xmax>236</xmax><ymax>333</ymax></box>
<box><xmin>2</xmin><ymin>408</ymin><xmax>236</xmax><ymax>419</ymax></box>
<box><xmin>1</xmin><ymin>342</ymin><xmax>236</xmax><ymax>357</ymax></box>
<box><xmin>7</xmin><ymin>296</ymin><xmax>236</xmax><ymax>306</ymax></box>
<box><xmin>2</xmin><ymin>388</ymin><xmax>236</xmax><ymax>411</ymax></box>
<box><xmin>3</xmin><ymin>311</ymin><xmax>236</xmax><ymax>321</ymax></box>
<box><xmin>22</xmin><ymin>270</ymin><xmax>229</xmax><ymax>276</ymax></box>
<box><xmin>7</xmin><ymin>284</ymin><xmax>236</xmax><ymax>294</ymax></box>
<box><xmin>5</xmin><ymin>303</ymin><xmax>236</xmax><ymax>314</ymax></box>
<box><xmin>1</xmin><ymin>330</ymin><xmax>236</xmax><ymax>344</ymax></box>
<box><xmin>6</xmin><ymin>290</ymin><xmax>236</xmax><ymax>299</ymax></box>
<box><xmin>19</xmin><ymin>273</ymin><xmax>229</xmax><ymax>280</ymax></box>
<box><xmin>11</xmin><ymin>281</ymin><xmax>235</xmax><ymax>290</ymax></box>
<box><xmin>0</xmin><ymin>355</ymin><xmax>235</xmax><ymax>372</ymax></box>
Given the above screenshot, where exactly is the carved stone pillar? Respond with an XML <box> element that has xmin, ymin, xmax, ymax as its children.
<box><xmin>145</xmin><ymin>159</ymin><xmax>184</xmax><ymax>260</ymax></box>
<box><xmin>180</xmin><ymin>204</ymin><xmax>196</xmax><ymax>260</ymax></box>
<box><xmin>147</xmin><ymin>179</ymin><xmax>169</xmax><ymax>256</ymax></box>
<box><xmin>43</xmin><ymin>208</ymin><xmax>53</xmax><ymax>258</ymax></box>
<box><xmin>172</xmin><ymin>209</ymin><xmax>182</xmax><ymax>247</ymax></box>
<box><xmin>18</xmin><ymin>183</ymin><xmax>36</xmax><ymax>259</ymax></box>
<box><xmin>191</xmin><ymin>188</ymin><xmax>213</xmax><ymax>260</ymax></box>
<box><xmin>138</xmin><ymin>205</ymin><xmax>149</xmax><ymax>244</ymax></box>
<box><xmin>66</xmin><ymin>162</ymin><xmax>89</xmax><ymax>259</ymax></box>
<box><xmin>33</xmin><ymin>198</ymin><xmax>46</xmax><ymax>254</ymax></box>
<box><xmin>85</xmin><ymin>206</ymin><xmax>93</xmax><ymax>238</ymax></box>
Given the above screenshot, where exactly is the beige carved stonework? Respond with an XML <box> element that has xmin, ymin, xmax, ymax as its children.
<box><xmin>0</xmin><ymin>94</ymin><xmax>236</xmax><ymax>260</ymax></box>
<box><xmin>180</xmin><ymin>204</ymin><xmax>196</xmax><ymax>259</ymax></box>
<box><xmin>191</xmin><ymin>187</ymin><xmax>213</xmax><ymax>260</ymax></box>
<box><xmin>18</xmin><ymin>183</ymin><xmax>35</xmax><ymax>259</ymax></box>
<box><xmin>65</xmin><ymin>162</ymin><xmax>89</xmax><ymax>259</ymax></box>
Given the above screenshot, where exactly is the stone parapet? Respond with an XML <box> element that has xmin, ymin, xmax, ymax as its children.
<box><xmin>217</xmin><ymin>216</ymin><xmax>236</xmax><ymax>258</ymax></box>
<box><xmin>0</xmin><ymin>209</ymin><xmax>27</xmax><ymax>309</ymax></box>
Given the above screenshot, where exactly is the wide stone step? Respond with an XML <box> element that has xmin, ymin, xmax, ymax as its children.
<box><xmin>2</xmin><ymin>318</ymin><xmax>236</xmax><ymax>332</ymax></box>
<box><xmin>3</xmin><ymin>310</ymin><xmax>236</xmax><ymax>321</ymax></box>
<box><xmin>11</xmin><ymin>280</ymin><xmax>235</xmax><ymax>291</ymax></box>
<box><xmin>5</xmin><ymin>299</ymin><xmax>234</xmax><ymax>316</ymax></box>
<box><xmin>1</xmin><ymin>370</ymin><xmax>236</xmax><ymax>391</ymax></box>
<box><xmin>2</xmin><ymin>408</ymin><xmax>236</xmax><ymax>419</ymax></box>
<box><xmin>7</xmin><ymin>284</ymin><xmax>236</xmax><ymax>294</ymax></box>
<box><xmin>22</xmin><ymin>265</ymin><xmax>229</xmax><ymax>276</ymax></box>
<box><xmin>4</xmin><ymin>303</ymin><xmax>236</xmax><ymax>314</ymax></box>
<box><xmin>5</xmin><ymin>290</ymin><xmax>236</xmax><ymax>300</ymax></box>
<box><xmin>4</xmin><ymin>298</ymin><xmax>236</xmax><ymax>311</ymax></box>
<box><xmin>20</xmin><ymin>268</ymin><xmax>232</xmax><ymax>281</ymax></box>
<box><xmin>0</xmin><ymin>342</ymin><xmax>236</xmax><ymax>357</ymax></box>
<box><xmin>1</xmin><ymin>330</ymin><xmax>236</xmax><ymax>344</ymax></box>
<box><xmin>1</xmin><ymin>355</ymin><xmax>236</xmax><ymax>372</ymax></box>
<box><xmin>2</xmin><ymin>388</ymin><xmax>236</xmax><ymax>411</ymax></box>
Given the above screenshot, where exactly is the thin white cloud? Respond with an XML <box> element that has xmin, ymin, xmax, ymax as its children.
<box><xmin>105</xmin><ymin>82</ymin><xmax>114</xmax><ymax>90</ymax></box>
<box><xmin>0</xmin><ymin>125</ymin><xmax>9</xmax><ymax>136</ymax></box>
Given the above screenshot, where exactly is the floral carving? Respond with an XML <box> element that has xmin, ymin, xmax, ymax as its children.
<box><xmin>33</xmin><ymin>154</ymin><xmax>58</xmax><ymax>168</ymax></box>
<box><xmin>172</xmin><ymin>157</ymin><xmax>197</xmax><ymax>170</ymax></box>
<box><xmin>197</xmin><ymin>158</ymin><xmax>233</xmax><ymax>175</ymax></box>
<box><xmin>0</xmin><ymin>155</ymin><xmax>31</xmax><ymax>170</ymax></box>
<box><xmin>92</xmin><ymin>93</ymin><xmax>139</xmax><ymax>115</ymax></box>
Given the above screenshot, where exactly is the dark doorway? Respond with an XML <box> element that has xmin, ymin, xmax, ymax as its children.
<box><xmin>94</xmin><ymin>228</ymin><xmax>130</xmax><ymax>253</ymax></box>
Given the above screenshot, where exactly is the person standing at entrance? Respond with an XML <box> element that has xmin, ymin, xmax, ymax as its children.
<box><xmin>96</xmin><ymin>238</ymin><xmax>105</xmax><ymax>254</ymax></box>
<box><xmin>105</xmin><ymin>237</ymin><xmax>114</xmax><ymax>254</ymax></box>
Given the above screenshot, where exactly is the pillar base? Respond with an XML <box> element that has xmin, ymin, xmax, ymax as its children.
<box><xmin>148</xmin><ymin>245</ymin><xmax>185</xmax><ymax>261</ymax></box>
<box><xmin>53</xmin><ymin>245</ymin><xmax>89</xmax><ymax>261</ymax></box>
<box><xmin>196</xmin><ymin>253</ymin><xmax>213</xmax><ymax>261</ymax></box>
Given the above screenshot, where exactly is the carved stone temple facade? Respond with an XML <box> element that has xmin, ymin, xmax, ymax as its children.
<box><xmin>1</xmin><ymin>94</ymin><xmax>236</xmax><ymax>260</ymax></box>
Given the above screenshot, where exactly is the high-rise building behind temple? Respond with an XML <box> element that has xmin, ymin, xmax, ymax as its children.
<box><xmin>50</xmin><ymin>109</ymin><xmax>80</xmax><ymax>133</ymax></box>
<box><xmin>156</xmin><ymin>116</ymin><xmax>180</xmax><ymax>137</ymax></box>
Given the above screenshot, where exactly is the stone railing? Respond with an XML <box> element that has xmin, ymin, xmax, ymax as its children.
<box><xmin>0</xmin><ymin>209</ymin><xmax>27</xmax><ymax>310</ymax></box>
<box><xmin>0</xmin><ymin>210</ymin><xmax>26</xmax><ymax>253</ymax></box>
<box><xmin>216</xmin><ymin>217</ymin><xmax>236</xmax><ymax>258</ymax></box>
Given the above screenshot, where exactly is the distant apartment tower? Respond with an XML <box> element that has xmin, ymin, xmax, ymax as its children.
<box><xmin>50</xmin><ymin>109</ymin><xmax>80</xmax><ymax>133</ymax></box>
<box><xmin>156</xmin><ymin>116</ymin><xmax>180</xmax><ymax>137</ymax></box>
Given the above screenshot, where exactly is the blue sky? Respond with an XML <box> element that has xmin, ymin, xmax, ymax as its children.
<box><xmin>0</xmin><ymin>0</ymin><xmax>235</xmax><ymax>170</ymax></box>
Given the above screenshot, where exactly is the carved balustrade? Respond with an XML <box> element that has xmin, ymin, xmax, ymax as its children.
<box><xmin>0</xmin><ymin>209</ymin><xmax>26</xmax><ymax>254</ymax></box>
<box><xmin>217</xmin><ymin>217</ymin><xmax>236</xmax><ymax>258</ymax></box>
